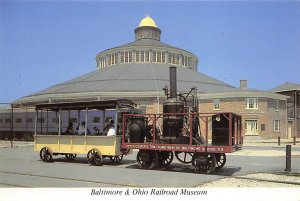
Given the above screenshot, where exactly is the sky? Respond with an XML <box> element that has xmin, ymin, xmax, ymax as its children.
<box><xmin>0</xmin><ymin>1</ymin><xmax>299</xmax><ymax>103</ymax></box>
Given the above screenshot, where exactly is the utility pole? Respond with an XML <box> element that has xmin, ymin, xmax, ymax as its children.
<box><xmin>295</xmin><ymin>91</ymin><xmax>298</xmax><ymax>143</ymax></box>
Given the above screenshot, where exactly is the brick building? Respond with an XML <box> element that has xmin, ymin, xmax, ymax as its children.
<box><xmin>199</xmin><ymin>87</ymin><xmax>287</xmax><ymax>139</ymax></box>
<box><xmin>271</xmin><ymin>82</ymin><xmax>300</xmax><ymax>138</ymax></box>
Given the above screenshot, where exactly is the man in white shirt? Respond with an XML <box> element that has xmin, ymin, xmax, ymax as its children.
<box><xmin>107</xmin><ymin>127</ymin><xmax>116</xmax><ymax>136</ymax></box>
<box><xmin>104</xmin><ymin>119</ymin><xmax>116</xmax><ymax>136</ymax></box>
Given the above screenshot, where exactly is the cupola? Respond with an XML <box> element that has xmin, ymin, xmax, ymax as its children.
<box><xmin>134</xmin><ymin>15</ymin><xmax>161</xmax><ymax>41</ymax></box>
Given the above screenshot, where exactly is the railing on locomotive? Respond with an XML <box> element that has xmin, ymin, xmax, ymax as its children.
<box><xmin>122</xmin><ymin>112</ymin><xmax>243</xmax><ymax>148</ymax></box>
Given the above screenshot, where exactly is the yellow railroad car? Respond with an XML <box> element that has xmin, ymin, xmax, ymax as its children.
<box><xmin>34</xmin><ymin>99</ymin><xmax>140</xmax><ymax>166</ymax></box>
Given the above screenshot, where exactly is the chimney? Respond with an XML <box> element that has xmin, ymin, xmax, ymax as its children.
<box><xmin>240</xmin><ymin>80</ymin><xmax>248</xmax><ymax>89</ymax></box>
<box><xmin>169</xmin><ymin>66</ymin><xmax>177</xmax><ymax>98</ymax></box>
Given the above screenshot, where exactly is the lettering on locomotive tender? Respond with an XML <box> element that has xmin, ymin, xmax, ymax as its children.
<box><xmin>125</xmin><ymin>144</ymin><xmax>224</xmax><ymax>152</ymax></box>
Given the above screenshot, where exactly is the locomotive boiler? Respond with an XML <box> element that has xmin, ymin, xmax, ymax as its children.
<box><xmin>162</xmin><ymin>66</ymin><xmax>184</xmax><ymax>142</ymax></box>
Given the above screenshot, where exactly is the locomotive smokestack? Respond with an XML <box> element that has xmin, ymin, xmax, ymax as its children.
<box><xmin>169</xmin><ymin>66</ymin><xmax>177</xmax><ymax>98</ymax></box>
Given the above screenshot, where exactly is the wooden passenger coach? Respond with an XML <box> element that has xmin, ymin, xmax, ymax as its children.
<box><xmin>34</xmin><ymin>99</ymin><xmax>137</xmax><ymax>165</ymax></box>
<box><xmin>35</xmin><ymin>135</ymin><xmax>122</xmax><ymax>156</ymax></box>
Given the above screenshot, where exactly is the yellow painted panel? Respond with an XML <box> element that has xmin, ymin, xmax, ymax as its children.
<box><xmin>59</xmin><ymin>136</ymin><xmax>72</xmax><ymax>152</ymax></box>
<box><xmin>71</xmin><ymin>137</ymin><xmax>87</xmax><ymax>153</ymax></box>
<box><xmin>34</xmin><ymin>135</ymin><xmax>122</xmax><ymax>156</ymax></box>
<box><xmin>34</xmin><ymin>136</ymin><xmax>59</xmax><ymax>152</ymax></box>
<box><xmin>86</xmin><ymin>136</ymin><xmax>121</xmax><ymax>156</ymax></box>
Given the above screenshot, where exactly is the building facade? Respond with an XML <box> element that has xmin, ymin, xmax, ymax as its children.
<box><xmin>271</xmin><ymin>82</ymin><xmax>300</xmax><ymax>138</ymax></box>
<box><xmin>200</xmin><ymin>94</ymin><xmax>287</xmax><ymax>139</ymax></box>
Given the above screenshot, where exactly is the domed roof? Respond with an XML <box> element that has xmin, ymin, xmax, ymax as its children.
<box><xmin>13</xmin><ymin>63</ymin><xmax>238</xmax><ymax>106</ymax></box>
<box><xmin>138</xmin><ymin>15</ymin><xmax>157</xmax><ymax>28</ymax></box>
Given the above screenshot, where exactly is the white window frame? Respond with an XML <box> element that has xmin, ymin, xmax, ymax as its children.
<box><xmin>145</xmin><ymin>51</ymin><xmax>150</xmax><ymax>62</ymax></box>
<box><xmin>152</xmin><ymin>51</ymin><xmax>157</xmax><ymax>63</ymax></box>
<box><xmin>246</xmin><ymin>98</ymin><xmax>258</xmax><ymax>109</ymax></box>
<box><xmin>140</xmin><ymin>51</ymin><xmax>145</xmax><ymax>62</ymax></box>
<box><xmin>273</xmin><ymin>120</ymin><xmax>280</xmax><ymax>132</ymax></box>
<box><xmin>161</xmin><ymin>52</ymin><xmax>166</xmax><ymax>63</ymax></box>
<box><xmin>107</xmin><ymin>54</ymin><xmax>112</xmax><ymax>66</ymax></box>
<box><xmin>245</xmin><ymin>120</ymin><xmax>258</xmax><ymax>136</ymax></box>
<box><xmin>135</xmin><ymin>51</ymin><xmax>139</xmax><ymax>63</ymax></box>
<box><xmin>128</xmin><ymin>51</ymin><xmax>133</xmax><ymax>63</ymax></box>
<box><xmin>157</xmin><ymin>51</ymin><xmax>161</xmax><ymax>63</ymax></box>
<box><xmin>213</xmin><ymin>99</ymin><xmax>220</xmax><ymax>110</ymax></box>
<box><xmin>125</xmin><ymin>51</ymin><xmax>128</xmax><ymax>63</ymax></box>
<box><xmin>120</xmin><ymin>52</ymin><xmax>125</xmax><ymax>63</ymax></box>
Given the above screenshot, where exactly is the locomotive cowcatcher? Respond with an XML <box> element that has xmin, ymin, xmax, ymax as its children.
<box><xmin>121</xmin><ymin>66</ymin><xmax>243</xmax><ymax>174</ymax></box>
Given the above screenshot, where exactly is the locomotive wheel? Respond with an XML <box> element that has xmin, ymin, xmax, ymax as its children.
<box><xmin>65</xmin><ymin>154</ymin><xmax>77</xmax><ymax>160</ymax></box>
<box><xmin>157</xmin><ymin>151</ymin><xmax>173</xmax><ymax>167</ymax></box>
<box><xmin>192</xmin><ymin>153</ymin><xmax>216</xmax><ymax>174</ymax></box>
<box><xmin>174</xmin><ymin>152</ymin><xmax>194</xmax><ymax>164</ymax></box>
<box><xmin>110</xmin><ymin>155</ymin><xmax>123</xmax><ymax>163</ymax></box>
<box><xmin>40</xmin><ymin>147</ymin><xmax>53</xmax><ymax>162</ymax></box>
<box><xmin>87</xmin><ymin>148</ymin><xmax>102</xmax><ymax>166</ymax></box>
<box><xmin>136</xmin><ymin>150</ymin><xmax>158</xmax><ymax>170</ymax></box>
<box><xmin>215</xmin><ymin>153</ymin><xmax>226</xmax><ymax>169</ymax></box>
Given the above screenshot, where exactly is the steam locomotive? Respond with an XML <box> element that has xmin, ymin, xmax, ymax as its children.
<box><xmin>122</xmin><ymin>66</ymin><xmax>242</xmax><ymax>174</ymax></box>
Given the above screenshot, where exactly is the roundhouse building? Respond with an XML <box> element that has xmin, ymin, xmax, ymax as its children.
<box><xmin>4</xmin><ymin>16</ymin><xmax>288</xmax><ymax>140</ymax></box>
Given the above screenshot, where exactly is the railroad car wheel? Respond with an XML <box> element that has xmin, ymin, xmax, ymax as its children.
<box><xmin>121</xmin><ymin>148</ymin><xmax>130</xmax><ymax>155</ymax></box>
<box><xmin>174</xmin><ymin>152</ymin><xmax>194</xmax><ymax>164</ymax></box>
<box><xmin>157</xmin><ymin>151</ymin><xmax>173</xmax><ymax>167</ymax></box>
<box><xmin>192</xmin><ymin>153</ymin><xmax>216</xmax><ymax>174</ymax></box>
<box><xmin>215</xmin><ymin>153</ymin><xmax>226</xmax><ymax>169</ymax></box>
<box><xmin>65</xmin><ymin>154</ymin><xmax>77</xmax><ymax>160</ymax></box>
<box><xmin>136</xmin><ymin>150</ymin><xmax>158</xmax><ymax>170</ymax></box>
<box><xmin>87</xmin><ymin>148</ymin><xmax>102</xmax><ymax>166</ymax></box>
<box><xmin>110</xmin><ymin>155</ymin><xmax>123</xmax><ymax>163</ymax></box>
<box><xmin>40</xmin><ymin>147</ymin><xmax>53</xmax><ymax>162</ymax></box>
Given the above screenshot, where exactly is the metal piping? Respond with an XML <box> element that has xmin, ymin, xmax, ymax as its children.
<box><xmin>169</xmin><ymin>66</ymin><xmax>177</xmax><ymax>98</ymax></box>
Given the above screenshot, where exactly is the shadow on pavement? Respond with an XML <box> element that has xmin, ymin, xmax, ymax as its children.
<box><xmin>213</xmin><ymin>167</ymin><xmax>242</xmax><ymax>176</ymax></box>
<box><xmin>125</xmin><ymin>163</ymin><xmax>242</xmax><ymax>176</ymax></box>
<box><xmin>38</xmin><ymin>156</ymin><xmax>137</xmax><ymax>166</ymax></box>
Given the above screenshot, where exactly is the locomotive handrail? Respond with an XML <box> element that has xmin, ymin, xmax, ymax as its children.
<box><xmin>121</xmin><ymin>112</ymin><xmax>243</xmax><ymax>154</ymax></box>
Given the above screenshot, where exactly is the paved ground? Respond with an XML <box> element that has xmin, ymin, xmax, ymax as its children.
<box><xmin>0</xmin><ymin>141</ymin><xmax>300</xmax><ymax>188</ymax></box>
<box><xmin>243</xmin><ymin>138</ymin><xmax>300</xmax><ymax>147</ymax></box>
<box><xmin>201</xmin><ymin>172</ymin><xmax>300</xmax><ymax>187</ymax></box>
